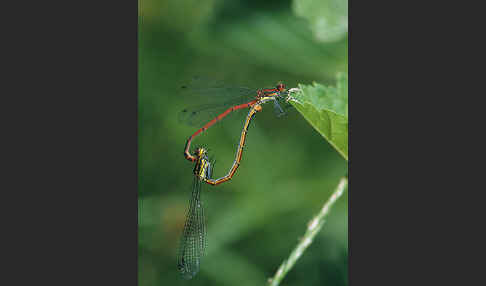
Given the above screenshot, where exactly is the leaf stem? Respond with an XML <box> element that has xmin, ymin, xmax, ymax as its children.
<box><xmin>267</xmin><ymin>176</ymin><xmax>348</xmax><ymax>286</ymax></box>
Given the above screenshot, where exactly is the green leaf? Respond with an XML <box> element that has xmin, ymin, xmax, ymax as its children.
<box><xmin>288</xmin><ymin>73</ymin><xmax>348</xmax><ymax>160</ymax></box>
<box><xmin>292</xmin><ymin>0</ymin><xmax>348</xmax><ymax>43</ymax></box>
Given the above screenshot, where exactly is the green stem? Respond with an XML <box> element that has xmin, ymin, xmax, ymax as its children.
<box><xmin>267</xmin><ymin>176</ymin><xmax>348</xmax><ymax>286</ymax></box>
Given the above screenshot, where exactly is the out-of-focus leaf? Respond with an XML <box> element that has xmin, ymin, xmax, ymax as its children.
<box><xmin>292</xmin><ymin>0</ymin><xmax>348</xmax><ymax>43</ymax></box>
<box><xmin>288</xmin><ymin>73</ymin><xmax>348</xmax><ymax>160</ymax></box>
<box><xmin>192</xmin><ymin>12</ymin><xmax>347</xmax><ymax>80</ymax></box>
<box><xmin>139</xmin><ymin>0</ymin><xmax>216</xmax><ymax>31</ymax></box>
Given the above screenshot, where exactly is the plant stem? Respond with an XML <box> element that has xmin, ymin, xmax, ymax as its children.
<box><xmin>267</xmin><ymin>176</ymin><xmax>348</xmax><ymax>286</ymax></box>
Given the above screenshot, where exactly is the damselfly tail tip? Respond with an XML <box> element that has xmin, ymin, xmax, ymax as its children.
<box><xmin>178</xmin><ymin>259</ymin><xmax>200</xmax><ymax>280</ymax></box>
<box><xmin>178</xmin><ymin>267</ymin><xmax>199</xmax><ymax>280</ymax></box>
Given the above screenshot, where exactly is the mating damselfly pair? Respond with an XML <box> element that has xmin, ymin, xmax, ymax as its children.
<box><xmin>177</xmin><ymin>81</ymin><xmax>292</xmax><ymax>279</ymax></box>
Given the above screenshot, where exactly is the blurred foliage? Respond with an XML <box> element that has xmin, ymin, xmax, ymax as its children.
<box><xmin>292</xmin><ymin>0</ymin><xmax>348</xmax><ymax>43</ymax></box>
<box><xmin>289</xmin><ymin>73</ymin><xmax>348</xmax><ymax>160</ymax></box>
<box><xmin>139</xmin><ymin>0</ymin><xmax>348</xmax><ymax>285</ymax></box>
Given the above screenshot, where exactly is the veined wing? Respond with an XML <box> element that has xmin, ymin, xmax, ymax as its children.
<box><xmin>177</xmin><ymin>177</ymin><xmax>206</xmax><ymax>280</ymax></box>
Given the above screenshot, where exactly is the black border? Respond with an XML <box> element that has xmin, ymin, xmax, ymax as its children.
<box><xmin>4</xmin><ymin>1</ymin><xmax>138</xmax><ymax>284</ymax></box>
<box><xmin>348</xmin><ymin>1</ymin><xmax>473</xmax><ymax>285</ymax></box>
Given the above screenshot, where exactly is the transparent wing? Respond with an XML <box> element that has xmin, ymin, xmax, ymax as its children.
<box><xmin>178</xmin><ymin>98</ymin><xmax>250</xmax><ymax>128</ymax></box>
<box><xmin>178</xmin><ymin>77</ymin><xmax>260</xmax><ymax>128</ymax></box>
<box><xmin>177</xmin><ymin>177</ymin><xmax>206</xmax><ymax>280</ymax></box>
<box><xmin>180</xmin><ymin>76</ymin><xmax>256</xmax><ymax>99</ymax></box>
<box><xmin>179</xmin><ymin>77</ymin><xmax>286</xmax><ymax>128</ymax></box>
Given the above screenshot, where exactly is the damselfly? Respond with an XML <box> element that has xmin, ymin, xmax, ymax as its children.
<box><xmin>179</xmin><ymin>80</ymin><xmax>288</xmax><ymax>163</ymax></box>
<box><xmin>177</xmin><ymin>147</ymin><xmax>212</xmax><ymax>279</ymax></box>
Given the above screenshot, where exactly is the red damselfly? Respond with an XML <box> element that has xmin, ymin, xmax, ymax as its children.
<box><xmin>179</xmin><ymin>80</ymin><xmax>287</xmax><ymax>163</ymax></box>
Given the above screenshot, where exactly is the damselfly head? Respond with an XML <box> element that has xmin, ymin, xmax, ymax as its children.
<box><xmin>194</xmin><ymin>147</ymin><xmax>208</xmax><ymax>158</ymax></box>
<box><xmin>256</xmin><ymin>89</ymin><xmax>263</xmax><ymax>98</ymax></box>
<box><xmin>276</xmin><ymin>82</ymin><xmax>286</xmax><ymax>93</ymax></box>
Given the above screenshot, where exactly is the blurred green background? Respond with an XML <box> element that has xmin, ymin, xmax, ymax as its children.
<box><xmin>138</xmin><ymin>0</ymin><xmax>348</xmax><ymax>285</ymax></box>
